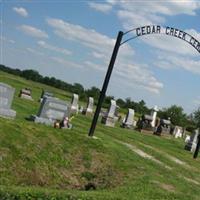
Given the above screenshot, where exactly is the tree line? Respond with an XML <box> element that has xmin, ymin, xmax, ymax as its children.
<box><xmin>1</xmin><ymin>64</ymin><xmax>200</xmax><ymax>131</ymax></box>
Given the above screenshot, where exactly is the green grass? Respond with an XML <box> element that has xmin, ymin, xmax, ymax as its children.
<box><xmin>1</xmin><ymin>71</ymin><xmax>200</xmax><ymax>200</ymax></box>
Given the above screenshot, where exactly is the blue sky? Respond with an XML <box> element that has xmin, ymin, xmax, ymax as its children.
<box><xmin>1</xmin><ymin>0</ymin><xmax>200</xmax><ymax>113</ymax></box>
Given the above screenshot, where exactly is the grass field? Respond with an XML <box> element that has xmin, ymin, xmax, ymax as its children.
<box><xmin>0</xmin><ymin>71</ymin><xmax>200</xmax><ymax>200</ymax></box>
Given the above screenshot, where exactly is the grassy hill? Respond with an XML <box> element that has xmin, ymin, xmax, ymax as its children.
<box><xmin>1</xmin><ymin>71</ymin><xmax>200</xmax><ymax>200</ymax></box>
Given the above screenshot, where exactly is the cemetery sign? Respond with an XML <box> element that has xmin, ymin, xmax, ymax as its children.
<box><xmin>124</xmin><ymin>25</ymin><xmax>200</xmax><ymax>53</ymax></box>
<box><xmin>89</xmin><ymin>25</ymin><xmax>200</xmax><ymax>137</ymax></box>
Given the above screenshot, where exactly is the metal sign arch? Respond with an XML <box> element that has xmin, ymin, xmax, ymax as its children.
<box><xmin>88</xmin><ymin>25</ymin><xmax>200</xmax><ymax>138</ymax></box>
<box><xmin>121</xmin><ymin>25</ymin><xmax>200</xmax><ymax>54</ymax></box>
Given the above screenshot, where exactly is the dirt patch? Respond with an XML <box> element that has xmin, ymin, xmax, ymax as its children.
<box><xmin>160</xmin><ymin>183</ymin><xmax>176</xmax><ymax>192</ymax></box>
<box><xmin>140</xmin><ymin>143</ymin><xmax>191</xmax><ymax>169</ymax></box>
<box><xmin>181</xmin><ymin>176</ymin><xmax>200</xmax><ymax>185</ymax></box>
<box><xmin>118</xmin><ymin>141</ymin><xmax>172</xmax><ymax>170</ymax></box>
<box><xmin>151</xmin><ymin>180</ymin><xmax>176</xmax><ymax>192</ymax></box>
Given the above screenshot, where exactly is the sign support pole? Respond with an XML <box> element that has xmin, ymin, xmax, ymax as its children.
<box><xmin>193</xmin><ymin>134</ymin><xmax>200</xmax><ymax>159</ymax></box>
<box><xmin>88</xmin><ymin>31</ymin><xmax>123</xmax><ymax>137</ymax></box>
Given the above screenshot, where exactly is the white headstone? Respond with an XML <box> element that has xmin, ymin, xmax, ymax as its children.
<box><xmin>125</xmin><ymin>108</ymin><xmax>134</xmax><ymax>126</ymax></box>
<box><xmin>101</xmin><ymin>100</ymin><xmax>118</xmax><ymax>127</ymax></box>
<box><xmin>86</xmin><ymin>97</ymin><xmax>94</xmax><ymax>114</ymax></box>
<box><xmin>173</xmin><ymin>126</ymin><xmax>183</xmax><ymax>138</ymax></box>
<box><xmin>70</xmin><ymin>93</ymin><xmax>79</xmax><ymax>113</ymax></box>
<box><xmin>151</xmin><ymin>105</ymin><xmax>159</xmax><ymax>127</ymax></box>
<box><xmin>108</xmin><ymin>100</ymin><xmax>116</xmax><ymax>118</ymax></box>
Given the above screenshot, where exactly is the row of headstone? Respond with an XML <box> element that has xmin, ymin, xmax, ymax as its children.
<box><xmin>0</xmin><ymin>82</ymin><xmax>16</xmax><ymax>119</ymax></box>
<box><xmin>0</xmin><ymin>83</ymin><xmax>188</xmax><ymax>140</ymax></box>
<box><xmin>30</xmin><ymin>92</ymin><xmax>95</xmax><ymax>126</ymax></box>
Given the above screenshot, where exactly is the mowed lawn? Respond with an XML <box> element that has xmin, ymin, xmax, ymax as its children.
<box><xmin>0</xmin><ymin>71</ymin><xmax>200</xmax><ymax>200</ymax></box>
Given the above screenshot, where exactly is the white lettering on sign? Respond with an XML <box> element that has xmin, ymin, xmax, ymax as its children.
<box><xmin>132</xmin><ymin>25</ymin><xmax>200</xmax><ymax>54</ymax></box>
<box><xmin>136</xmin><ymin>25</ymin><xmax>161</xmax><ymax>36</ymax></box>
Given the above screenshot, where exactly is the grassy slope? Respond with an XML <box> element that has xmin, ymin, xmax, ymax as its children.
<box><xmin>0</xmin><ymin>71</ymin><xmax>200</xmax><ymax>200</ymax></box>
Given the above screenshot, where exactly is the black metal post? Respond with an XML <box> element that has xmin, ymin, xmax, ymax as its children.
<box><xmin>88</xmin><ymin>31</ymin><xmax>124</xmax><ymax>136</ymax></box>
<box><xmin>193</xmin><ymin>134</ymin><xmax>200</xmax><ymax>159</ymax></box>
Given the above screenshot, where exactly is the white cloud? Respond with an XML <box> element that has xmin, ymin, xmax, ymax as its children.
<box><xmin>47</xmin><ymin>18</ymin><xmax>163</xmax><ymax>94</ymax></box>
<box><xmin>8</xmin><ymin>39</ymin><xmax>15</xmax><ymax>44</ymax></box>
<box><xmin>88</xmin><ymin>2</ymin><xmax>112</xmax><ymax>13</ymax></box>
<box><xmin>37</xmin><ymin>40</ymin><xmax>72</xmax><ymax>56</ymax></box>
<box><xmin>51</xmin><ymin>56</ymin><xmax>83</xmax><ymax>69</ymax></box>
<box><xmin>193</xmin><ymin>97</ymin><xmax>200</xmax><ymax>106</ymax></box>
<box><xmin>84</xmin><ymin>60</ymin><xmax>105</xmax><ymax>72</ymax></box>
<box><xmin>13</xmin><ymin>7</ymin><xmax>28</xmax><ymax>17</ymax></box>
<box><xmin>140</xmin><ymin>32</ymin><xmax>199</xmax><ymax>57</ymax></box>
<box><xmin>155</xmin><ymin>51</ymin><xmax>200</xmax><ymax>75</ymax></box>
<box><xmin>0</xmin><ymin>36</ymin><xmax>15</xmax><ymax>44</ymax></box>
<box><xmin>46</xmin><ymin>18</ymin><xmax>134</xmax><ymax>57</ymax></box>
<box><xmin>26</xmin><ymin>47</ymin><xmax>44</xmax><ymax>56</ymax></box>
<box><xmin>19</xmin><ymin>25</ymin><xmax>48</xmax><ymax>38</ymax></box>
<box><xmin>106</xmin><ymin>0</ymin><xmax>200</xmax><ymax>29</ymax></box>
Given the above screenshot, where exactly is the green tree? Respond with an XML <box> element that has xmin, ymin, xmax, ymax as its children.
<box><xmin>85</xmin><ymin>87</ymin><xmax>100</xmax><ymax>104</ymax></box>
<box><xmin>116</xmin><ymin>98</ymin><xmax>126</xmax><ymax>108</ymax></box>
<box><xmin>21</xmin><ymin>69</ymin><xmax>42</xmax><ymax>81</ymax></box>
<box><xmin>158</xmin><ymin>105</ymin><xmax>187</xmax><ymax>127</ymax></box>
<box><xmin>193</xmin><ymin>108</ymin><xmax>200</xmax><ymax>128</ymax></box>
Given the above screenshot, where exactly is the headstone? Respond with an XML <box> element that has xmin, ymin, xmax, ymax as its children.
<box><xmin>40</xmin><ymin>90</ymin><xmax>53</xmax><ymax>102</ymax></box>
<box><xmin>101</xmin><ymin>100</ymin><xmax>118</xmax><ymax>127</ymax></box>
<box><xmin>185</xmin><ymin>129</ymin><xmax>199</xmax><ymax>152</ymax></box>
<box><xmin>151</xmin><ymin>105</ymin><xmax>159</xmax><ymax>128</ymax></box>
<box><xmin>154</xmin><ymin>119</ymin><xmax>171</xmax><ymax>136</ymax></box>
<box><xmin>0</xmin><ymin>82</ymin><xmax>16</xmax><ymax>119</ymax></box>
<box><xmin>82</xmin><ymin>97</ymin><xmax>94</xmax><ymax>115</ymax></box>
<box><xmin>173</xmin><ymin>126</ymin><xmax>183</xmax><ymax>138</ymax></box>
<box><xmin>19</xmin><ymin>88</ymin><xmax>33</xmax><ymax>100</ymax></box>
<box><xmin>185</xmin><ymin>135</ymin><xmax>190</xmax><ymax>143</ymax></box>
<box><xmin>137</xmin><ymin>114</ymin><xmax>154</xmax><ymax>132</ymax></box>
<box><xmin>121</xmin><ymin>108</ymin><xmax>135</xmax><ymax>129</ymax></box>
<box><xmin>31</xmin><ymin>96</ymin><xmax>69</xmax><ymax>125</ymax></box>
<box><xmin>79</xmin><ymin>106</ymin><xmax>84</xmax><ymax>113</ymax></box>
<box><xmin>70</xmin><ymin>93</ymin><xmax>79</xmax><ymax>114</ymax></box>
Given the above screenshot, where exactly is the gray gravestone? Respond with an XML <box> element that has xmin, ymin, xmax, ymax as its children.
<box><xmin>122</xmin><ymin>108</ymin><xmax>135</xmax><ymax>128</ymax></box>
<box><xmin>31</xmin><ymin>97</ymin><xmax>69</xmax><ymax>125</ymax></box>
<box><xmin>40</xmin><ymin>91</ymin><xmax>53</xmax><ymax>102</ymax></box>
<box><xmin>0</xmin><ymin>82</ymin><xmax>16</xmax><ymax>119</ymax></box>
<box><xmin>101</xmin><ymin>100</ymin><xmax>118</xmax><ymax>127</ymax></box>
<box><xmin>185</xmin><ymin>129</ymin><xmax>199</xmax><ymax>152</ymax></box>
<box><xmin>70</xmin><ymin>93</ymin><xmax>79</xmax><ymax>114</ymax></box>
